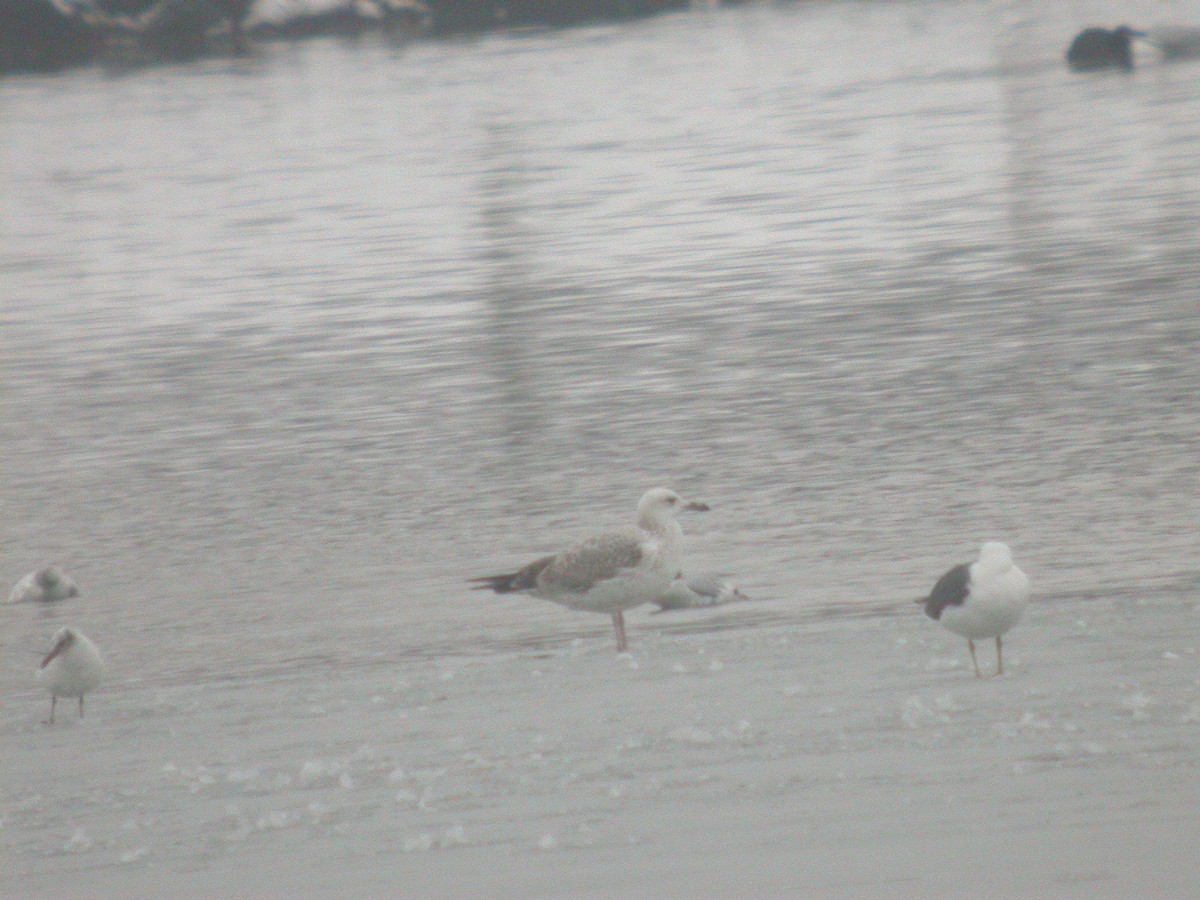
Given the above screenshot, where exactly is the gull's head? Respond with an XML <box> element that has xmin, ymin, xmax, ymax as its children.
<box><xmin>40</xmin><ymin>627</ymin><xmax>77</xmax><ymax>669</ymax></box>
<box><xmin>36</xmin><ymin>566</ymin><xmax>78</xmax><ymax>598</ymax></box>
<box><xmin>638</xmin><ymin>488</ymin><xmax>710</xmax><ymax>525</ymax></box>
<box><xmin>978</xmin><ymin>541</ymin><xmax>1014</xmax><ymax>569</ymax></box>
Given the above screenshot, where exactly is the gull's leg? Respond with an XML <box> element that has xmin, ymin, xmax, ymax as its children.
<box><xmin>48</xmin><ymin>694</ymin><xmax>57</xmax><ymax>725</ymax></box>
<box><xmin>996</xmin><ymin>635</ymin><xmax>1004</xmax><ymax>676</ymax></box>
<box><xmin>968</xmin><ymin>639</ymin><xmax>981</xmax><ymax>678</ymax></box>
<box><xmin>78</xmin><ymin>695</ymin><xmax>86</xmax><ymax>718</ymax></box>
<box><xmin>612</xmin><ymin>609</ymin><xmax>628</xmax><ymax>653</ymax></box>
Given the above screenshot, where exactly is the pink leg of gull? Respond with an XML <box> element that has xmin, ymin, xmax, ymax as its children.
<box><xmin>611</xmin><ymin>610</ymin><xmax>628</xmax><ymax>653</ymax></box>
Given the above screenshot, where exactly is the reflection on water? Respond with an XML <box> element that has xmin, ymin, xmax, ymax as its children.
<box><xmin>2</xmin><ymin>1</ymin><xmax>1199</xmax><ymax>690</ymax></box>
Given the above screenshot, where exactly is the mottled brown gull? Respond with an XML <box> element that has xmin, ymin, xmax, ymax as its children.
<box><xmin>471</xmin><ymin>488</ymin><xmax>709</xmax><ymax>652</ymax></box>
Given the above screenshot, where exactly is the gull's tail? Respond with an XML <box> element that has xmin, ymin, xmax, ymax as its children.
<box><xmin>469</xmin><ymin>572</ymin><xmax>523</xmax><ymax>593</ymax></box>
<box><xmin>469</xmin><ymin>555</ymin><xmax>554</xmax><ymax>594</ymax></box>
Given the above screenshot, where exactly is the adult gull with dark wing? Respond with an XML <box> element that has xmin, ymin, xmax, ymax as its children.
<box><xmin>920</xmin><ymin>541</ymin><xmax>1030</xmax><ymax>677</ymax></box>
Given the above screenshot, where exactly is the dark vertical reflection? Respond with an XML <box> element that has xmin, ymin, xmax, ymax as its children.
<box><xmin>1148</xmin><ymin>71</ymin><xmax>1200</xmax><ymax>310</ymax></box>
<box><xmin>991</xmin><ymin>7</ymin><xmax>1064</xmax><ymax>414</ymax></box>
<box><xmin>474</xmin><ymin>117</ymin><xmax>548</xmax><ymax>463</ymax></box>
<box><xmin>1145</xmin><ymin>70</ymin><xmax>1200</xmax><ymax>387</ymax></box>
<box><xmin>995</xmin><ymin>11</ymin><xmax>1060</xmax><ymax>285</ymax></box>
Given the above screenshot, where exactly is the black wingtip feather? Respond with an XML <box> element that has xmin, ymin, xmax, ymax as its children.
<box><xmin>469</xmin><ymin>555</ymin><xmax>556</xmax><ymax>594</ymax></box>
<box><xmin>469</xmin><ymin>573</ymin><xmax>522</xmax><ymax>593</ymax></box>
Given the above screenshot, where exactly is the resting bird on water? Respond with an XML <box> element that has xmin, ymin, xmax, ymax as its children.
<box><xmin>38</xmin><ymin>627</ymin><xmax>105</xmax><ymax>724</ymax></box>
<box><xmin>654</xmin><ymin>572</ymin><xmax>749</xmax><ymax>612</ymax></box>
<box><xmin>8</xmin><ymin>566</ymin><xmax>79</xmax><ymax>603</ymax></box>
<box><xmin>920</xmin><ymin>542</ymin><xmax>1030</xmax><ymax>678</ymax></box>
<box><xmin>471</xmin><ymin>488</ymin><xmax>710</xmax><ymax>652</ymax></box>
<box><xmin>1066</xmin><ymin>25</ymin><xmax>1145</xmax><ymax>71</ymax></box>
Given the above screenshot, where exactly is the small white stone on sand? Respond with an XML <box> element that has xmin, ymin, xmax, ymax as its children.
<box><xmin>65</xmin><ymin>830</ymin><xmax>92</xmax><ymax>852</ymax></box>
<box><xmin>670</xmin><ymin>726</ymin><xmax>715</xmax><ymax>745</ymax></box>
<box><xmin>298</xmin><ymin>761</ymin><xmax>326</xmax><ymax>785</ymax></box>
<box><xmin>403</xmin><ymin>832</ymin><xmax>435</xmax><ymax>852</ymax></box>
<box><xmin>119</xmin><ymin>847</ymin><xmax>149</xmax><ymax>864</ymax></box>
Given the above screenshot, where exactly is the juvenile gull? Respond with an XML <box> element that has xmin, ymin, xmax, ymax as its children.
<box><xmin>8</xmin><ymin>566</ymin><xmax>79</xmax><ymax>603</ymax></box>
<box><xmin>654</xmin><ymin>572</ymin><xmax>749</xmax><ymax>612</ymax></box>
<box><xmin>38</xmin><ymin>627</ymin><xmax>105</xmax><ymax>724</ymax></box>
<box><xmin>920</xmin><ymin>542</ymin><xmax>1030</xmax><ymax>677</ymax></box>
<box><xmin>471</xmin><ymin>488</ymin><xmax>709</xmax><ymax>652</ymax></box>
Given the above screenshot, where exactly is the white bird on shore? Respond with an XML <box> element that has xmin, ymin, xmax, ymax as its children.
<box><xmin>38</xmin><ymin>627</ymin><xmax>105</xmax><ymax>724</ymax></box>
<box><xmin>920</xmin><ymin>542</ymin><xmax>1030</xmax><ymax>677</ymax></box>
<box><xmin>9</xmin><ymin>566</ymin><xmax>79</xmax><ymax>603</ymax></box>
<box><xmin>654</xmin><ymin>572</ymin><xmax>749</xmax><ymax>612</ymax></box>
<box><xmin>471</xmin><ymin>488</ymin><xmax>710</xmax><ymax>652</ymax></box>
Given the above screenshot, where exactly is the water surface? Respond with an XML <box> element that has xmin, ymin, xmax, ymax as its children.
<box><xmin>3</xmin><ymin>1</ymin><xmax>1199</xmax><ymax>893</ymax></box>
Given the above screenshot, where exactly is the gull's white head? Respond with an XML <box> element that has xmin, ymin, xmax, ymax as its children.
<box><xmin>637</xmin><ymin>488</ymin><xmax>710</xmax><ymax>527</ymax></box>
<box><xmin>978</xmin><ymin>541</ymin><xmax>1014</xmax><ymax>569</ymax></box>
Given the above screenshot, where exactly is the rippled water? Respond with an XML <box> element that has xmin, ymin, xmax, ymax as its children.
<box><xmin>3</xmin><ymin>1</ymin><xmax>1199</xmax><ymax>892</ymax></box>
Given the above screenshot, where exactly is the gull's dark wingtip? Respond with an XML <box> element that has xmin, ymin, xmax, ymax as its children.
<box><xmin>468</xmin><ymin>574</ymin><xmax>518</xmax><ymax>593</ymax></box>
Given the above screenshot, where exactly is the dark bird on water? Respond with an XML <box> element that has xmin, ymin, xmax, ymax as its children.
<box><xmin>1066</xmin><ymin>25</ymin><xmax>1145</xmax><ymax>71</ymax></box>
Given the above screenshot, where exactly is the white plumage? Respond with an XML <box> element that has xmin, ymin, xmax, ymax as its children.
<box><xmin>654</xmin><ymin>573</ymin><xmax>749</xmax><ymax>611</ymax></box>
<box><xmin>922</xmin><ymin>542</ymin><xmax>1030</xmax><ymax>677</ymax></box>
<box><xmin>38</xmin><ymin>627</ymin><xmax>105</xmax><ymax>724</ymax></box>
<box><xmin>9</xmin><ymin>566</ymin><xmax>79</xmax><ymax>603</ymax></box>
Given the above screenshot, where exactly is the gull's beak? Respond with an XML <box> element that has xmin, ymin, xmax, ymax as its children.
<box><xmin>40</xmin><ymin>639</ymin><xmax>66</xmax><ymax>669</ymax></box>
<box><xmin>684</xmin><ymin>501</ymin><xmax>710</xmax><ymax>512</ymax></box>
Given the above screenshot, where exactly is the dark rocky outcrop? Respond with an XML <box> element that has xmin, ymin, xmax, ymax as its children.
<box><xmin>0</xmin><ymin>0</ymin><xmax>96</xmax><ymax>72</ymax></box>
<box><xmin>2</xmin><ymin>0</ymin><xmax>692</xmax><ymax>74</ymax></box>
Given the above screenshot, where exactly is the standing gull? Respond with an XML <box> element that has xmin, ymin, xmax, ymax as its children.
<box><xmin>471</xmin><ymin>488</ymin><xmax>709</xmax><ymax>652</ymax></box>
<box><xmin>38</xmin><ymin>627</ymin><xmax>105</xmax><ymax>724</ymax></box>
<box><xmin>654</xmin><ymin>572</ymin><xmax>749</xmax><ymax>612</ymax></box>
<box><xmin>920</xmin><ymin>542</ymin><xmax>1030</xmax><ymax>677</ymax></box>
<box><xmin>9</xmin><ymin>566</ymin><xmax>79</xmax><ymax>603</ymax></box>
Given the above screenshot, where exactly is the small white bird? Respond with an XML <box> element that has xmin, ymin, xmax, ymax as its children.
<box><xmin>38</xmin><ymin>627</ymin><xmax>105</xmax><ymax>724</ymax></box>
<box><xmin>654</xmin><ymin>573</ymin><xmax>749</xmax><ymax>611</ymax></box>
<box><xmin>920</xmin><ymin>542</ymin><xmax>1030</xmax><ymax>677</ymax></box>
<box><xmin>471</xmin><ymin>488</ymin><xmax>710</xmax><ymax>652</ymax></box>
<box><xmin>9</xmin><ymin>566</ymin><xmax>79</xmax><ymax>603</ymax></box>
